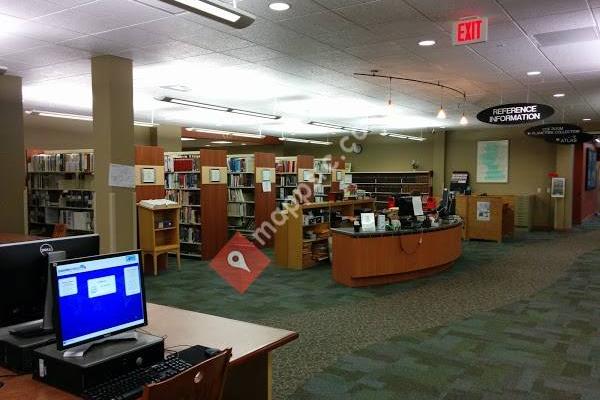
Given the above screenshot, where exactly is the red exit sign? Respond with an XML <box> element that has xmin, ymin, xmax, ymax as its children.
<box><xmin>452</xmin><ymin>17</ymin><xmax>488</xmax><ymax>45</ymax></box>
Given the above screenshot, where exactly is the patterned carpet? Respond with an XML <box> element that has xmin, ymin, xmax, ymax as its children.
<box><xmin>145</xmin><ymin>216</ymin><xmax>600</xmax><ymax>399</ymax></box>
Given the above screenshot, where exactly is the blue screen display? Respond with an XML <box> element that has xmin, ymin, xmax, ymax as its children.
<box><xmin>55</xmin><ymin>253</ymin><xmax>145</xmax><ymax>347</ymax></box>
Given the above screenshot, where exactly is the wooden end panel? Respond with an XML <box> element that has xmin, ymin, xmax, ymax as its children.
<box><xmin>296</xmin><ymin>155</ymin><xmax>314</xmax><ymax>203</ymax></box>
<box><xmin>254</xmin><ymin>153</ymin><xmax>276</xmax><ymax>247</ymax></box>
<box><xmin>200</xmin><ymin>149</ymin><xmax>228</xmax><ymax>259</ymax></box>
<box><xmin>136</xmin><ymin>186</ymin><xmax>166</xmax><ymax>203</ymax></box>
<box><xmin>330</xmin><ymin>156</ymin><xmax>345</xmax><ymax>193</ymax></box>
<box><xmin>135</xmin><ymin>145</ymin><xmax>164</xmax><ymax>165</ymax></box>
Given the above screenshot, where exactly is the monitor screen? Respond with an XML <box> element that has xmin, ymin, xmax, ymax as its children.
<box><xmin>0</xmin><ymin>234</ymin><xmax>99</xmax><ymax>328</ymax></box>
<box><xmin>52</xmin><ymin>251</ymin><xmax>147</xmax><ymax>350</ymax></box>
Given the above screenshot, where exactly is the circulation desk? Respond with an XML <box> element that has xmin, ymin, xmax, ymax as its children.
<box><xmin>331</xmin><ymin>221</ymin><xmax>462</xmax><ymax>287</ymax></box>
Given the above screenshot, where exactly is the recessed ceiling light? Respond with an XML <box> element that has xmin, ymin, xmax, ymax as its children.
<box><xmin>583</xmin><ymin>118</ymin><xmax>591</xmax><ymax>121</ymax></box>
<box><xmin>418</xmin><ymin>40</ymin><xmax>436</xmax><ymax>46</ymax></box>
<box><xmin>553</xmin><ymin>93</ymin><xmax>565</xmax><ymax>98</ymax></box>
<box><xmin>211</xmin><ymin>140</ymin><xmax>232</xmax><ymax>144</ymax></box>
<box><xmin>269</xmin><ymin>2</ymin><xmax>290</xmax><ymax>11</ymax></box>
<box><xmin>527</xmin><ymin>71</ymin><xmax>541</xmax><ymax>76</ymax></box>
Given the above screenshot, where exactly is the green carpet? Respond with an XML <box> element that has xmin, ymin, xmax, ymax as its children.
<box><xmin>145</xmin><ymin>217</ymin><xmax>600</xmax><ymax>399</ymax></box>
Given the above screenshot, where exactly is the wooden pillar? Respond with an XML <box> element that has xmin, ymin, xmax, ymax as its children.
<box><xmin>92</xmin><ymin>56</ymin><xmax>136</xmax><ymax>252</ymax></box>
<box><xmin>554</xmin><ymin>145</ymin><xmax>574</xmax><ymax>230</ymax></box>
<box><xmin>0</xmin><ymin>75</ymin><xmax>26</xmax><ymax>234</ymax></box>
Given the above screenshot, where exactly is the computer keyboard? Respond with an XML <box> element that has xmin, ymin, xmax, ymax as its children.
<box><xmin>82</xmin><ymin>346</ymin><xmax>210</xmax><ymax>400</ymax></box>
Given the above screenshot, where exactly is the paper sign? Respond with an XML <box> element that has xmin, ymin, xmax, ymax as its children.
<box><xmin>109</xmin><ymin>163</ymin><xmax>135</xmax><ymax>188</ymax></box>
<box><xmin>361</xmin><ymin>213</ymin><xmax>376</xmax><ymax>232</ymax></box>
<box><xmin>261</xmin><ymin>169</ymin><xmax>271</xmax><ymax>182</ymax></box>
<box><xmin>262</xmin><ymin>181</ymin><xmax>271</xmax><ymax>192</ymax></box>
<box><xmin>412</xmin><ymin>196</ymin><xmax>424</xmax><ymax>216</ymax></box>
<box><xmin>303</xmin><ymin>170</ymin><xmax>312</xmax><ymax>182</ymax></box>
<box><xmin>210</xmin><ymin>168</ymin><xmax>221</xmax><ymax>182</ymax></box>
<box><xmin>477</xmin><ymin>201</ymin><xmax>491</xmax><ymax>221</ymax></box>
<box><xmin>551</xmin><ymin>177</ymin><xmax>565</xmax><ymax>198</ymax></box>
<box><xmin>141</xmin><ymin>167</ymin><xmax>156</xmax><ymax>184</ymax></box>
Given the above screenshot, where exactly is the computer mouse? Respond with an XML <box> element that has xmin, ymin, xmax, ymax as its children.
<box><xmin>204</xmin><ymin>347</ymin><xmax>221</xmax><ymax>357</ymax></box>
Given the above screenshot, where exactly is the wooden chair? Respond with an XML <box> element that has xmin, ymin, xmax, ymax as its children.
<box><xmin>142</xmin><ymin>348</ymin><xmax>232</xmax><ymax>400</ymax></box>
<box><xmin>51</xmin><ymin>223</ymin><xmax>68</xmax><ymax>238</ymax></box>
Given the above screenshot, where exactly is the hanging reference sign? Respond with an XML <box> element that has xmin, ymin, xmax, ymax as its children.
<box><xmin>525</xmin><ymin>123</ymin><xmax>594</xmax><ymax>144</ymax></box>
<box><xmin>477</xmin><ymin>103</ymin><xmax>554</xmax><ymax>125</ymax></box>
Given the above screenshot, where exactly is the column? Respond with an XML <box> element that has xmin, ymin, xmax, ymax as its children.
<box><xmin>554</xmin><ymin>145</ymin><xmax>574</xmax><ymax>230</ymax></box>
<box><xmin>0</xmin><ymin>75</ymin><xmax>26</xmax><ymax>234</ymax></box>
<box><xmin>151</xmin><ymin>125</ymin><xmax>182</xmax><ymax>152</ymax></box>
<box><xmin>432</xmin><ymin>132</ymin><xmax>446</xmax><ymax>197</ymax></box>
<box><xmin>92</xmin><ymin>56</ymin><xmax>136</xmax><ymax>252</ymax></box>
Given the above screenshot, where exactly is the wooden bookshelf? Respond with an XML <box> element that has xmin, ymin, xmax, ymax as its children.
<box><xmin>26</xmin><ymin>149</ymin><xmax>96</xmax><ymax>236</ymax></box>
<box><xmin>254</xmin><ymin>152</ymin><xmax>276</xmax><ymax>247</ymax></box>
<box><xmin>137</xmin><ymin>203</ymin><xmax>181</xmax><ymax>276</ymax></box>
<box><xmin>348</xmin><ymin>171</ymin><xmax>433</xmax><ymax>210</ymax></box>
<box><xmin>314</xmin><ymin>156</ymin><xmax>345</xmax><ymax>202</ymax></box>
<box><xmin>274</xmin><ymin>198</ymin><xmax>375</xmax><ymax>269</ymax></box>
<box><xmin>276</xmin><ymin>155</ymin><xmax>314</xmax><ymax>209</ymax></box>
<box><xmin>164</xmin><ymin>150</ymin><xmax>227</xmax><ymax>259</ymax></box>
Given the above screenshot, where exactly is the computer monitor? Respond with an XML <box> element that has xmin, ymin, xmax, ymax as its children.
<box><xmin>52</xmin><ymin>251</ymin><xmax>147</xmax><ymax>353</ymax></box>
<box><xmin>395</xmin><ymin>196</ymin><xmax>415</xmax><ymax>217</ymax></box>
<box><xmin>0</xmin><ymin>234</ymin><xmax>100</xmax><ymax>329</ymax></box>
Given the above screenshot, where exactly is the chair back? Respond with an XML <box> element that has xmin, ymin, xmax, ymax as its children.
<box><xmin>142</xmin><ymin>348</ymin><xmax>232</xmax><ymax>400</ymax></box>
<box><xmin>51</xmin><ymin>223</ymin><xmax>68</xmax><ymax>238</ymax></box>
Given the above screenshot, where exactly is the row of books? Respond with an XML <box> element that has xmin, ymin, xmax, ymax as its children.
<box><xmin>166</xmin><ymin>173</ymin><xmax>200</xmax><ymax>189</ymax></box>
<box><xmin>314</xmin><ymin>159</ymin><xmax>331</xmax><ymax>174</ymax></box>
<box><xmin>180</xmin><ymin>207</ymin><xmax>201</xmax><ymax>224</ymax></box>
<box><xmin>352</xmin><ymin>174</ymin><xmax>431</xmax><ymax>184</ymax></box>
<box><xmin>29</xmin><ymin>152</ymin><xmax>94</xmax><ymax>173</ymax></box>
<box><xmin>29</xmin><ymin>190</ymin><xmax>94</xmax><ymax>208</ymax></box>
<box><xmin>278</xmin><ymin>175</ymin><xmax>298</xmax><ymax>186</ymax></box>
<box><xmin>228</xmin><ymin>218</ymin><xmax>255</xmax><ymax>231</ymax></box>
<box><xmin>165</xmin><ymin>154</ymin><xmax>200</xmax><ymax>172</ymax></box>
<box><xmin>29</xmin><ymin>174</ymin><xmax>93</xmax><ymax>190</ymax></box>
<box><xmin>30</xmin><ymin>208</ymin><xmax>94</xmax><ymax>232</ymax></box>
<box><xmin>180</xmin><ymin>227</ymin><xmax>201</xmax><ymax>244</ymax></box>
<box><xmin>276</xmin><ymin>159</ymin><xmax>296</xmax><ymax>173</ymax></box>
<box><xmin>228</xmin><ymin>203</ymin><xmax>254</xmax><ymax>217</ymax></box>
<box><xmin>228</xmin><ymin>189</ymin><xmax>254</xmax><ymax>202</ymax></box>
<box><xmin>228</xmin><ymin>174</ymin><xmax>253</xmax><ymax>187</ymax></box>
<box><xmin>228</xmin><ymin>157</ymin><xmax>254</xmax><ymax>173</ymax></box>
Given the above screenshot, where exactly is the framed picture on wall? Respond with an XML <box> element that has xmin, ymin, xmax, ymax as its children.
<box><xmin>476</xmin><ymin>140</ymin><xmax>509</xmax><ymax>183</ymax></box>
<box><xmin>585</xmin><ymin>148</ymin><xmax>597</xmax><ymax>190</ymax></box>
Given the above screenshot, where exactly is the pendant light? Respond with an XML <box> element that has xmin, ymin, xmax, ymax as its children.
<box><xmin>437</xmin><ymin>85</ymin><xmax>446</xmax><ymax>119</ymax></box>
<box><xmin>460</xmin><ymin>113</ymin><xmax>468</xmax><ymax>125</ymax></box>
<box><xmin>386</xmin><ymin>77</ymin><xmax>394</xmax><ymax>115</ymax></box>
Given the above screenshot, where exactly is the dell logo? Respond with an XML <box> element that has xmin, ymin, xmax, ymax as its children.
<box><xmin>40</xmin><ymin>243</ymin><xmax>54</xmax><ymax>256</ymax></box>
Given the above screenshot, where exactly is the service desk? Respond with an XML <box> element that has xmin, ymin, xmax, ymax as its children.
<box><xmin>331</xmin><ymin>222</ymin><xmax>462</xmax><ymax>287</ymax></box>
<box><xmin>0</xmin><ymin>303</ymin><xmax>298</xmax><ymax>400</ymax></box>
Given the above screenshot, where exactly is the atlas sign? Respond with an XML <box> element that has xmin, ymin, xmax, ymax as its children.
<box><xmin>453</xmin><ymin>17</ymin><xmax>488</xmax><ymax>45</ymax></box>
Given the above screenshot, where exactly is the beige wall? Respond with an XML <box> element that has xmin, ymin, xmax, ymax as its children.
<box><xmin>445</xmin><ymin>127</ymin><xmax>557</xmax><ymax>227</ymax></box>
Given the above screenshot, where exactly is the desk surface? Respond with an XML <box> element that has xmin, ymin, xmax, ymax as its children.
<box><xmin>331</xmin><ymin>220</ymin><xmax>462</xmax><ymax>238</ymax></box>
<box><xmin>0</xmin><ymin>303</ymin><xmax>298</xmax><ymax>399</ymax></box>
<box><xmin>0</xmin><ymin>233</ymin><xmax>44</xmax><ymax>244</ymax></box>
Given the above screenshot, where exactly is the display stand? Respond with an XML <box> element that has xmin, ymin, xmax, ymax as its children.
<box><xmin>137</xmin><ymin>203</ymin><xmax>181</xmax><ymax>276</ymax></box>
<box><xmin>457</xmin><ymin>195</ymin><xmax>515</xmax><ymax>242</ymax></box>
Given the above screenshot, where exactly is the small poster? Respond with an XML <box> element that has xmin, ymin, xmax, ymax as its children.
<box><xmin>551</xmin><ymin>177</ymin><xmax>565</xmax><ymax>198</ymax></box>
<box><xmin>210</xmin><ymin>168</ymin><xmax>221</xmax><ymax>182</ymax></box>
<box><xmin>302</xmin><ymin>170</ymin><xmax>312</xmax><ymax>182</ymax></box>
<box><xmin>141</xmin><ymin>167</ymin><xmax>156</xmax><ymax>184</ymax></box>
<box><xmin>262</xmin><ymin>181</ymin><xmax>271</xmax><ymax>192</ymax></box>
<box><xmin>360</xmin><ymin>213</ymin><xmax>376</xmax><ymax>232</ymax></box>
<box><xmin>109</xmin><ymin>163</ymin><xmax>135</xmax><ymax>188</ymax></box>
<box><xmin>261</xmin><ymin>169</ymin><xmax>271</xmax><ymax>182</ymax></box>
<box><xmin>412</xmin><ymin>196</ymin><xmax>424</xmax><ymax>216</ymax></box>
<box><xmin>477</xmin><ymin>201</ymin><xmax>491</xmax><ymax>221</ymax></box>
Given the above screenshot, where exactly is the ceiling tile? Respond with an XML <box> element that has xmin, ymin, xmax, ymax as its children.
<box><xmin>520</xmin><ymin>10</ymin><xmax>596</xmax><ymax>36</ymax></box>
<box><xmin>542</xmin><ymin>40</ymin><xmax>600</xmax><ymax>73</ymax></box>
<box><xmin>222</xmin><ymin>45</ymin><xmax>285</xmax><ymax>62</ymax></box>
<box><xmin>2</xmin><ymin>44</ymin><xmax>90</xmax><ymax>67</ymax></box>
<box><xmin>19</xmin><ymin>59</ymin><xmax>90</xmax><ymax>83</ymax></box>
<box><xmin>179</xmin><ymin>28</ymin><xmax>254</xmax><ymax>52</ymax></box>
<box><xmin>0</xmin><ymin>0</ymin><xmax>70</xmax><ymax>19</ymax></box>
<box><xmin>95</xmin><ymin>26</ymin><xmax>172</xmax><ymax>48</ymax></box>
<box><xmin>497</xmin><ymin>0</ymin><xmax>589</xmax><ymax>19</ymax></box>
<box><xmin>335</xmin><ymin>0</ymin><xmax>422</xmax><ymax>26</ymax></box>
<box><xmin>61</xmin><ymin>35</ymin><xmax>130</xmax><ymax>55</ymax></box>
<box><xmin>0</xmin><ymin>33</ymin><xmax>49</xmax><ymax>56</ymax></box>
<box><xmin>118</xmin><ymin>40</ymin><xmax>212</xmax><ymax>66</ymax></box>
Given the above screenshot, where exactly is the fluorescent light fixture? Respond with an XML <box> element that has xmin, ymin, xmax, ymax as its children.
<box><xmin>230</xmin><ymin>108</ymin><xmax>281</xmax><ymax>120</ymax></box>
<box><xmin>211</xmin><ymin>140</ymin><xmax>233</xmax><ymax>144</ymax></box>
<box><xmin>583</xmin><ymin>118</ymin><xmax>591</xmax><ymax>121</ymax></box>
<box><xmin>26</xmin><ymin>110</ymin><xmax>158</xmax><ymax>126</ymax></box>
<box><xmin>418</xmin><ymin>40</ymin><xmax>436</xmax><ymax>46</ymax></box>
<box><xmin>157</xmin><ymin>0</ymin><xmax>255</xmax><ymax>28</ymax></box>
<box><xmin>527</xmin><ymin>71</ymin><xmax>541</xmax><ymax>76</ymax></box>
<box><xmin>308</xmin><ymin>121</ymin><xmax>370</xmax><ymax>134</ymax></box>
<box><xmin>231</xmin><ymin>132</ymin><xmax>265</xmax><ymax>139</ymax></box>
<box><xmin>279</xmin><ymin>137</ymin><xmax>310</xmax><ymax>143</ymax></box>
<box><xmin>160</xmin><ymin>97</ymin><xmax>281</xmax><ymax>120</ymax></box>
<box><xmin>553</xmin><ymin>93</ymin><xmax>565</xmax><ymax>98</ymax></box>
<box><xmin>269</xmin><ymin>2</ymin><xmax>290</xmax><ymax>11</ymax></box>
<box><xmin>160</xmin><ymin>96</ymin><xmax>229</xmax><ymax>111</ymax></box>
<box><xmin>386</xmin><ymin>133</ymin><xmax>426</xmax><ymax>141</ymax></box>
<box><xmin>160</xmin><ymin>84</ymin><xmax>190</xmax><ymax>92</ymax></box>
<box><xmin>308</xmin><ymin>140</ymin><xmax>333</xmax><ymax>145</ymax></box>
<box><xmin>181</xmin><ymin>137</ymin><xmax>197</xmax><ymax>141</ymax></box>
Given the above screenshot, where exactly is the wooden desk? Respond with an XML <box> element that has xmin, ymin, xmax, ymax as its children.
<box><xmin>0</xmin><ymin>303</ymin><xmax>298</xmax><ymax>400</ymax></box>
<box><xmin>0</xmin><ymin>233</ymin><xmax>44</xmax><ymax>244</ymax></box>
<box><xmin>331</xmin><ymin>222</ymin><xmax>462</xmax><ymax>287</ymax></box>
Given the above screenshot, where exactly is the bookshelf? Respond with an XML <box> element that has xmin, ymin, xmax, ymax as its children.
<box><xmin>274</xmin><ymin>199</ymin><xmax>375</xmax><ymax>269</ymax></box>
<box><xmin>348</xmin><ymin>171</ymin><xmax>433</xmax><ymax>210</ymax></box>
<box><xmin>276</xmin><ymin>155</ymin><xmax>315</xmax><ymax>209</ymax></box>
<box><xmin>227</xmin><ymin>153</ymin><xmax>276</xmax><ymax>245</ymax></box>
<box><xmin>26</xmin><ymin>149</ymin><xmax>96</xmax><ymax>236</ymax></box>
<box><xmin>164</xmin><ymin>150</ymin><xmax>228</xmax><ymax>259</ymax></box>
<box><xmin>314</xmin><ymin>156</ymin><xmax>346</xmax><ymax>202</ymax></box>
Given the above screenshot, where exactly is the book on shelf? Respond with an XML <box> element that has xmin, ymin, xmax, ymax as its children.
<box><xmin>229</xmin><ymin>174</ymin><xmax>254</xmax><ymax>187</ymax></box>
<box><xmin>180</xmin><ymin>207</ymin><xmax>201</xmax><ymax>224</ymax></box>
<box><xmin>29</xmin><ymin>152</ymin><xmax>94</xmax><ymax>173</ymax></box>
<box><xmin>29</xmin><ymin>190</ymin><xmax>94</xmax><ymax>208</ymax></box>
<box><xmin>227</xmin><ymin>202</ymin><xmax>255</xmax><ymax>217</ymax></box>
<box><xmin>276</xmin><ymin>159</ymin><xmax>296</xmax><ymax>173</ymax></box>
<box><xmin>164</xmin><ymin>154</ymin><xmax>200</xmax><ymax>172</ymax></box>
<box><xmin>278</xmin><ymin>175</ymin><xmax>298</xmax><ymax>187</ymax></box>
<box><xmin>314</xmin><ymin>159</ymin><xmax>331</xmax><ymax>174</ymax></box>
<box><xmin>180</xmin><ymin>226</ymin><xmax>201</xmax><ymax>244</ymax></box>
<box><xmin>58</xmin><ymin>209</ymin><xmax>94</xmax><ymax>231</ymax></box>
<box><xmin>228</xmin><ymin>218</ymin><xmax>256</xmax><ymax>231</ymax></box>
<box><xmin>228</xmin><ymin>157</ymin><xmax>255</xmax><ymax>173</ymax></box>
<box><xmin>228</xmin><ymin>189</ymin><xmax>254</xmax><ymax>203</ymax></box>
<box><xmin>166</xmin><ymin>173</ymin><xmax>199</xmax><ymax>189</ymax></box>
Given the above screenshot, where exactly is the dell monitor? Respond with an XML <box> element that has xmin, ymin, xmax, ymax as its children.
<box><xmin>52</xmin><ymin>251</ymin><xmax>147</xmax><ymax>356</ymax></box>
<box><xmin>0</xmin><ymin>234</ymin><xmax>100</xmax><ymax>330</ymax></box>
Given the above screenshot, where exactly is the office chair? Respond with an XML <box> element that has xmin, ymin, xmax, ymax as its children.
<box><xmin>142</xmin><ymin>348</ymin><xmax>232</xmax><ymax>400</ymax></box>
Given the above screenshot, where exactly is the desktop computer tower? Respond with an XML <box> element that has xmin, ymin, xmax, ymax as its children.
<box><xmin>32</xmin><ymin>332</ymin><xmax>164</xmax><ymax>396</ymax></box>
<box><xmin>0</xmin><ymin>320</ymin><xmax>56</xmax><ymax>373</ymax></box>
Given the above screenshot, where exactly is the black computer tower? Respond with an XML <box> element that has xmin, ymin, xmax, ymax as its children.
<box><xmin>0</xmin><ymin>320</ymin><xmax>56</xmax><ymax>373</ymax></box>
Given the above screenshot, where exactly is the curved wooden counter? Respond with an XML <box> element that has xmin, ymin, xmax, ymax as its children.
<box><xmin>331</xmin><ymin>222</ymin><xmax>462</xmax><ymax>287</ymax></box>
